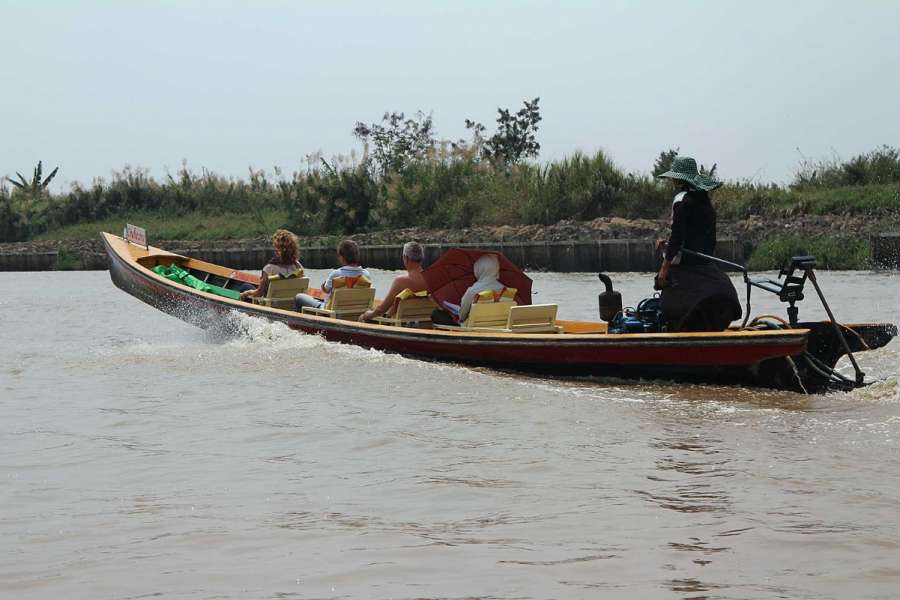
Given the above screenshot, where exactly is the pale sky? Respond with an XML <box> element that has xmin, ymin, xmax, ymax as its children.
<box><xmin>2</xmin><ymin>0</ymin><xmax>899</xmax><ymax>190</ymax></box>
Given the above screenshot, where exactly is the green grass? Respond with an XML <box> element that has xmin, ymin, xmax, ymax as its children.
<box><xmin>56</xmin><ymin>249</ymin><xmax>81</xmax><ymax>270</ymax></box>
<box><xmin>746</xmin><ymin>236</ymin><xmax>871</xmax><ymax>271</ymax></box>
<box><xmin>715</xmin><ymin>182</ymin><xmax>900</xmax><ymax>218</ymax></box>
<box><xmin>793</xmin><ymin>183</ymin><xmax>900</xmax><ymax>214</ymax></box>
<box><xmin>34</xmin><ymin>210</ymin><xmax>289</xmax><ymax>241</ymax></box>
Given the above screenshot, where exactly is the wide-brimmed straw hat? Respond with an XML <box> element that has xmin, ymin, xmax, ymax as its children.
<box><xmin>657</xmin><ymin>156</ymin><xmax>722</xmax><ymax>191</ymax></box>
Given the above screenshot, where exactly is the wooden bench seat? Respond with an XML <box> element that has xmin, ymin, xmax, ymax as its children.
<box><xmin>302</xmin><ymin>287</ymin><xmax>375</xmax><ymax>321</ymax></box>
<box><xmin>434</xmin><ymin>303</ymin><xmax>561</xmax><ymax>333</ymax></box>
<box><xmin>373</xmin><ymin>291</ymin><xmax>437</xmax><ymax>328</ymax></box>
<box><xmin>434</xmin><ymin>301</ymin><xmax>515</xmax><ymax>331</ymax></box>
<box><xmin>252</xmin><ymin>276</ymin><xmax>309</xmax><ymax>310</ymax></box>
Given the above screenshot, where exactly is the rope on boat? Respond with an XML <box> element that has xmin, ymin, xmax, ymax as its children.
<box><xmin>785</xmin><ymin>355</ymin><xmax>809</xmax><ymax>394</ymax></box>
<box><xmin>752</xmin><ymin>314</ymin><xmax>790</xmax><ymax>327</ymax></box>
<box><xmin>838</xmin><ymin>323</ymin><xmax>872</xmax><ymax>351</ymax></box>
<box><xmin>742</xmin><ymin>314</ymin><xmax>791</xmax><ymax>330</ymax></box>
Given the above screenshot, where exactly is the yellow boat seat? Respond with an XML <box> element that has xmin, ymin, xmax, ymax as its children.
<box><xmin>252</xmin><ymin>270</ymin><xmax>309</xmax><ymax>310</ymax></box>
<box><xmin>302</xmin><ymin>275</ymin><xmax>375</xmax><ymax>320</ymax></box>
<box><xmin>372</xmin><ymin>289</ymin><xmax>437</xmax><ymax>327</ymax></box>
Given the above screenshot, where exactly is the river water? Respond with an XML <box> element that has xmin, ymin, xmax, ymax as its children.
<box><xmin>2</xmin><ymin>269</ymin><xmax>899</xmax><ymax>599</ymax></box>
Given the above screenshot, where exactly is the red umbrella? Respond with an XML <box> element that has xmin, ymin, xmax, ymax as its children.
<box><xmin>422</xmin><ymin>248</ymin><xmax>533</xmax><ymax>309</ymax></box>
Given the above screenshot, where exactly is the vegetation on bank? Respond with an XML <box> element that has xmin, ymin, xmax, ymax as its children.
<box><xmin>745</xmin><ymin>236</ymin><xmax>872</xmax><ymax>271</ymax></box>
<box><xmin>32</xmin><ymin>209</ymin><xmax>289</xmax><ymax>241</ymax></box>
<box><xmin>2</xmin><ymin>100</ymin><xmax>899</xmax><ymax>269</ymax></box>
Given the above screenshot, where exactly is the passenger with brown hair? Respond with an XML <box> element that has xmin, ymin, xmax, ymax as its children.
<box><xmin>240</xmin><ymin>229</ymin><xmax>304</xmax><ymax>301</ymax></box>
<box><xmin>294</xmin><ymin>239</ymin><xmax>371</xmax><ymax>310</ymax></box>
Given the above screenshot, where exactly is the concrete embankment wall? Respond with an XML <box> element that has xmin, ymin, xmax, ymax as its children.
<box><xmin>0</xmin><ymin>238</ymin><xmax>743</xmax><ymax>273</ymax></box>
<box><xmin>349</xmin><ymin>239</ymin><xmax>746</xmax><ymax>272</ymax></box>
<box><xmin>2</xmin><ymin>234</ymin><xmax>899</xmax><ymax>272</ymax></box>
<box><xmin>0</xmin><ymin>251</ymin><xmax>62</xmax><ymax>271</ymax></box>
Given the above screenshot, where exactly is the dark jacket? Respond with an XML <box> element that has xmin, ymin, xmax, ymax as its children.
<box><xmin>661</xmin><ymin>190</ymin><xmax>741</xmax><ymax>331</ymax></box>
<box><xmin>665</xmin><ymin>190</ymin><xmax>716</xmax><ymax>265</ymax></box>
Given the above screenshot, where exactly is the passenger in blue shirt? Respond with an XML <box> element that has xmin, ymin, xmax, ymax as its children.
<box><xmin>294</xmin><ymin>239</ymin><xmax>371</xmax><ymax>310</ymax></box>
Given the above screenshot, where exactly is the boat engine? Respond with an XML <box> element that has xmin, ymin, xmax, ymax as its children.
<box><xmin>597</xmin><ymin>273</ymin><xmax>623</xmax><ymax>322</ymax></box>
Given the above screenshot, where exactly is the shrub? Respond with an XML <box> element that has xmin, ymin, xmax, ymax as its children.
<box><xmin>0</xmin><ymin>184</ymin><xmax>26</xmax><ymax>242</ymax></box>
<box><xmin>793</xmin><ymin>145</ymin><xmax>900</xmax><ymax>189</ymax></box>
<box><xmin>746</xmin><ymin>236</ymin><xmax>870</xmax><ymax>271</ymax></box>
<box><xmin>5</xmin><ymin>139</ymin><xmax>900</xmax><ymax>244</ymax></box>
<box><xmin>284</xmin><ymin>158</ymin><xmax>377</xmax><ymax>235</ymax></box>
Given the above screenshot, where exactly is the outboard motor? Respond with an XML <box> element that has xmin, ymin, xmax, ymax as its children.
<box><xmin>598</xmin><ymin>273</ymin><xmax>623</xmax><ymax>322</ymax></box>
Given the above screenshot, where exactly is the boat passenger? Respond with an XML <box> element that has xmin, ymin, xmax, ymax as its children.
<box><xmin>239</xmin><ymin>229</ymin><xmax>304</xmax><ymax>301</ymax></box>
<box><xmin>359</xmin><ymin>241</ymin><xmax>427</xmax><ymax>322</ymax></box>
<box><xmin>295</xmin><ymin>239</ymin><xmax>371</xmax><ymax>310</ymax></box>
<box><xmin>431</xmin><ymin>253</ymin><xmax>505</xmax><ymax>326</ymax></box>
<box><xmin>655</xmin><ymin>156</ymin><xmax>741</xmax><ymax>331</ymax></box>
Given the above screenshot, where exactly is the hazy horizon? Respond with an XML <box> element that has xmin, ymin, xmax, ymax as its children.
<box><xmin>3</xmin><ymin>0</ymin><xmax>899</xmax><ymax>191</ymax></box>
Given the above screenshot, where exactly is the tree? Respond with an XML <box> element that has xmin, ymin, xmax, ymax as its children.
<box><xmin>466</xmin><ymin>97</ymin><xmax>542</xmax><ymax>165</ymax></box>
<box><xmin>353</xmin><ymin>111</ymin><xmax>436</xmax><ymax>176</ymax></box>
<box><xmin>652</xmin><ymin>148</ymin><xmax>680</xmax><ymax>178</ymax></box>
<box><xmin>652</xmin><ymin>148</ymin><xmax>717</xmax><ymax>179</ymax></box>
<box><xmin>6</xmin><ymin>161</ymin><xmax>59</xmax><ymax>195</ymax></box>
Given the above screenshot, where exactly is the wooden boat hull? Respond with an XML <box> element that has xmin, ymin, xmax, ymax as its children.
<box><xmin>102</xmin><ymin>233</ymin><xmax>895</xmax><ymax>393</ymax></box>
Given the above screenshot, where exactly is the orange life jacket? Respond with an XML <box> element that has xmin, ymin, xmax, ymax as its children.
<box><xmin>331</xmin><ymin>275</ymin><xmax>372</xmax><ymax>289</ymax></box>
<box><xmin>474</xmin><ymin>286</ymin><xmax>517</xmax><ymax>304</ymax></box>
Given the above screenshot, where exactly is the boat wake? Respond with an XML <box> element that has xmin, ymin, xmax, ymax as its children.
<box><xmin>220</xmin><ymin>311</ymin><xmax>435</xmax><ymax>370</ymax></box>
<box><xmin>846</xmin><ymin>376</ymin><xmax>900</xmax><ymax>404</ymax></box>
<box><xmin>219</xmin><ymin>311</ymin><xmax>323</xmax><ymax>351</ymax></box>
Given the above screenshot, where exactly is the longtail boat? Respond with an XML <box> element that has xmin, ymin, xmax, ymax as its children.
<box><xmin>101</xmin><ymin>231</ymin><xmax>896</xmax><ymax>394</ymax></box>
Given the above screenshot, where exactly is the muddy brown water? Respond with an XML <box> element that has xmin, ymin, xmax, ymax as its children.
<box><xmin>1</xmin><ymin>270</ymin><xmax>899</xmax><ymax>599</ymax></box>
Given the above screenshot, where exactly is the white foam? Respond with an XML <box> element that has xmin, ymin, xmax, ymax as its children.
<box><xmin>221</xmin><ymin>311</ymin><xmax>324</xmax><ymax>351</ymax></box>
<box><xmin>220</xmin><ymin>311</ymin><xmax>438</xmax><ymax>372</ymax></box>
<box><xmin>846</xmin><ymin>376</ymin><xmax>900</xmax><ymax>404</ymax></box>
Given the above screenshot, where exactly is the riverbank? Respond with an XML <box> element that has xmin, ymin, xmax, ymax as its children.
<box><xmin>2</xmin><ymin>215</ymin><xmax>898</xmax><ymax>271</ymax></box>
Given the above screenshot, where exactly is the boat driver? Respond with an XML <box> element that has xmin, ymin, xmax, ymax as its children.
<box><xmin>655</xmin><ymin>156</ymin><xmax>741</xmax><ymax>331</ymax></box>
